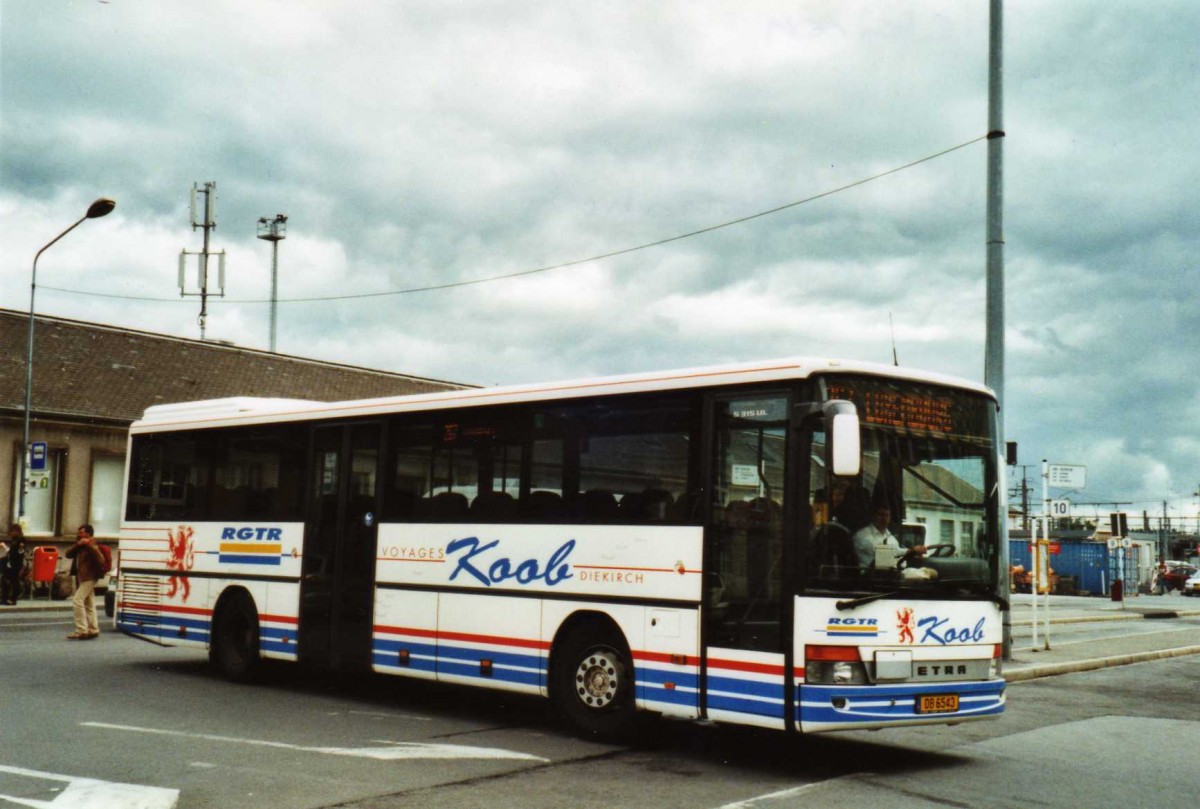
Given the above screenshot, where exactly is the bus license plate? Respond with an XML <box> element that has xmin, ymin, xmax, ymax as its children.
<box><xmin>917</xmin><ymin>694</ymin><xmax>959</xmax><ymax>714</ymax></box>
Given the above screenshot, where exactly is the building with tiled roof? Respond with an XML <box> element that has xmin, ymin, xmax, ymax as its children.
<box><xmin>1</xmin><ymin>307</ymin><xmax>470</xmax><ymax>547</ymax></box>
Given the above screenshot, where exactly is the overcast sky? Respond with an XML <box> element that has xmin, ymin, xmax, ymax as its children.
<box><xmin>2</xmin><ymin>2</ymin><xmax>1198</xmax><ymax>526</ymax></box>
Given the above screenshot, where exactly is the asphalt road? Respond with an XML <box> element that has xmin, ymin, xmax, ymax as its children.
<box><xmin>2</xmin><ymin>606</ymin><xmax>1198</xmax><ymax>809</ymax></box>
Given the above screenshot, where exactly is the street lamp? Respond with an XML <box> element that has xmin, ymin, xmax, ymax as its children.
<box><xmin>18</xmin><ymin>197</ymin><xmax>116</xmax><ymax>522</ymax></box>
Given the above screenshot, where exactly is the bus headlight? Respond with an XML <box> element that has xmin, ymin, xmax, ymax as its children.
<box><xmin>805</xmin><ymin>645</ymin><xmax>869</xmax><ymax>685</ymax></box>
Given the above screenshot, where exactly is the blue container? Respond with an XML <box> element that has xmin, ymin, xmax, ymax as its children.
<box><xmin>1008</xmin><ymin>539</ymin><xmax>1111</xmax><ymax>595</ymax></box>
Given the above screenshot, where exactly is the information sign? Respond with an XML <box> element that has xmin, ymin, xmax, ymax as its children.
<box><xmin>731</xmin><ymin>464</ymin><xmax>760</xmax><ymax>487</ymax></box>
<box><xmin>30</xmin><ymin>441</ymin><xmax>47</xmax><ymax>471</ymax></box>
<box><xmin>1048</xmin><ymin>464</ymin><xmax>1086</xmax><ymax>488</ymax></box>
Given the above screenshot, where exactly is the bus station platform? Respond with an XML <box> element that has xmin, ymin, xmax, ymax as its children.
<box><xmin>1004</xmin><ymin>592</ymin><xmax>1200</xmax><ymax>682</ymax></box>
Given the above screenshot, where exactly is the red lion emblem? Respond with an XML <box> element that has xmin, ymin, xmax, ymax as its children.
<box><xmin>166</xmin><ymin>525</ymin><xmax>195</xmax><ymax>601</ymax></box>
<box><xmin>897</xmin><ymin>608</ymin><xmax>915</xmax><ymax>644</ymax></box>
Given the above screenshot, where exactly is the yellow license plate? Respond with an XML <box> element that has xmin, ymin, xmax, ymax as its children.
<box><xmin>917</xmin><ymin>694</ymin><xmax>959</xmax><ymax>714</ymax></box>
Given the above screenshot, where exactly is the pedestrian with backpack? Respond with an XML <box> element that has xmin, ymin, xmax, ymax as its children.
<box><xmin>65</xmin><ymin>524</ymin><xmax>104</xmax><ymax>639</ymax></box>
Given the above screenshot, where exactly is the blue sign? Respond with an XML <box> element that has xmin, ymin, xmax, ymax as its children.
<box><xmin>30</xmin><ymin>442</ymin><xmax>47</xmax><ymax>471</ymax></box>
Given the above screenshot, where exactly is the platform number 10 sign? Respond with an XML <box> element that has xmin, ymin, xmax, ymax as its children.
<box><xmin>1049</xmin><ymin>499</ymin><xmax>1071</xmax><ymax>519</ymax></box>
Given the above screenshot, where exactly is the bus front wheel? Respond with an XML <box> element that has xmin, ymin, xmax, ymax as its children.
<box><xmin>210</xmin><ymin>593</ymin><xmax>261</xmax><ymax>683</ymax></box>
<box><xmin>551</xmin><ymin>627</ymin><xmax>635</xmax><ymax>741</ymax></box>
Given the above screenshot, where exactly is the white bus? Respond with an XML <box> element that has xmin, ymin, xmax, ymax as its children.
<box><xmin>116</xmin><ymin>357</ymin><xmax>1006</xmax><ymax>737</ymax></box>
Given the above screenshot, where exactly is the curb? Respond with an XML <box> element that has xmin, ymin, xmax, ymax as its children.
<box><xmin>1005</xmin><ymin>644</ymin><xmax>1200</xmax><ymax>683</ymax></box>
<box><xmin>1012</xmin><ymin>609</ymin><xmax>1200</xmax><ymax>626</ymax></box>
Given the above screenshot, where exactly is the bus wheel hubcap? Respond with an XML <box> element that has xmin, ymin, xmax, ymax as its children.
<box><xmin>575</xmin><ymin>652</ymin><xmax>619</xmax><ymax>708</ymax></box>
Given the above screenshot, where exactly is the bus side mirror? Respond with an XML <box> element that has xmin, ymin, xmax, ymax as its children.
<box><xmin>825</xmin><ymin>400</ymin><xmax>861</xmax><ymax>477</ymax></box>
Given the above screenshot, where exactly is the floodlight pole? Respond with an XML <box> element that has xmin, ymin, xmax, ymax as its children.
<box><xmin>20</xmin><ymin>198</ymin><xmax>117</xmax><ymax>521</ymax></box>
<box><xmin>256</xmin><ymin>213</ymin><xmax>288</xmax><ymax>352</ymax></box>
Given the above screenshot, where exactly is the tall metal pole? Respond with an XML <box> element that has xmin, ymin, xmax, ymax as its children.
<box><xmin>984</xmin><ymin>0</ymin><xmax>1010</xmax><ymax>658</ymax></box>
<box><xmin>20</xmin><ymin>198</ymin><xmax>116</xmax><ymax>521</ymax></box>
<box><xmin>199</xmin><ymin>186</ymin><xmax>212</xmax><ymax>340</ymax></box>
<box><xmin>985</xmin><ymin>1</ymin><xmax>1005</xmax><ymax>406</ymax></box>
<box><xmin>269</xmin><ymin>239</ymin><xmax>280</xmax><ymax>352</ymax></box>
<box><xmin>257</xmin><ymin>213</ymin><xmax>287</xmax><ymax>353</ymax></box>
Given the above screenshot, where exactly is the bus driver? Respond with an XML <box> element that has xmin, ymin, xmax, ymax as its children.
<box><xmin>853</xmin><ymin>504</ymin><xmax>926</xmax><ymax>570</ymax></box>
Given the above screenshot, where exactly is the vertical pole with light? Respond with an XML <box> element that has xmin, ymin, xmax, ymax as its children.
<box><xmin>19</xmin><ymin>197</ymin><xmax>117</xmax><ymax>522</ymax></box>
<box><xmin>256</xmin><ymin>214</ymin><xmax>288</xmax><ymax>352</ymax></box>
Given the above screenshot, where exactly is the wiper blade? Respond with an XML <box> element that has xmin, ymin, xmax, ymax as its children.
<box><xmin>835</xmin><ymin>585</ymin><xmax>1006</xmax><ymax>612</ymax></box>
<box><xmin>835</xmin><ymin>591</ymin><xmax>901</xmax><ymax>610</ymax></box>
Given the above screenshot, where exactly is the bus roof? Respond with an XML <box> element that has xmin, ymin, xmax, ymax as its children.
<box><xmin>130</xmin><ymin>356</ymin><xmax>995</xmax><ymax>433</ymax></box>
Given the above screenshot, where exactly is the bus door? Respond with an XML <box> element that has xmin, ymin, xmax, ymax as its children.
<box><xmin>300</xmin><ymin>422</ymin><xmax>381</xmax><ymax>669</ymax></box>
<box><xmin>703</xmin><ymin>392</ymin><xmax>791</xmax><ymax>730</ymax></box>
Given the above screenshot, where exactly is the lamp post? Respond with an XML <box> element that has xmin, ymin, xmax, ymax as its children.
<box><xmin>19</xmin><ymin>197</ymin><xmax>116</xmax><ymax>522</ymax></box>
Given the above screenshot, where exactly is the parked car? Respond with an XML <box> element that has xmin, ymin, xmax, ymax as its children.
<box><xmin>1163</xmin><ymin>563</ymin><xmax>1197</xmax><ymax>592</ymax></box>
<box><xmin>1183</xmin><ymin>570</ymin><xmax>1200</xmax><ymax>597</ymax></box>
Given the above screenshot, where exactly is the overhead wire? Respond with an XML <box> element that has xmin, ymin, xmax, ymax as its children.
<box><xmin>39</xmin><ymin>135</ymin><xmax>988</xmax><ymax>305</ymax></box>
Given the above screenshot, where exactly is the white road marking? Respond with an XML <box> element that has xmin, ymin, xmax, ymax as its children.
<box><xmin>0</xmin><ymin>763</ymin><xmax>178</xmax><ymax>809</ymax></box>
<box><xmin>714</xmin><ymin>776</ymin><xmax>861</xmax><ymax>809</ymax></box>
<box><xmin>83</xmin><ymin>722</ymin><xmax>548</xmax><ymax>762</ymax></box>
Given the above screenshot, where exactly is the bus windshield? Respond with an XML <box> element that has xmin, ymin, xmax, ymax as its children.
<box><xmin>805</xmin><ymin>375</ymin><xmax>1000</xmax><ymax>597</ymax></box>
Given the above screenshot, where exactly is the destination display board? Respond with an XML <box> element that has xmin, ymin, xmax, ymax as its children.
<box><xmin>823</xmin><ymin>376</ymin><xmax>993</xmax><ymax>440</ymax></box>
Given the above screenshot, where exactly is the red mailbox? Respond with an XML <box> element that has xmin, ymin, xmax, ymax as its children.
<box><xmin>32</xmin><ymin>546</ymin><xmax>58</xmax><ymax>583</ymax></box>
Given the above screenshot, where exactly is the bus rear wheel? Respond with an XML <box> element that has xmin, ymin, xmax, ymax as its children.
<box><xmin>210</xmin><ymin>593</ymin><xmax>261</xmax><ymax>683</ymax></box>
<box><xmin>552</xmin><ymin>627</ymin><xmax>635</xmax><ymax>741</ymax></box>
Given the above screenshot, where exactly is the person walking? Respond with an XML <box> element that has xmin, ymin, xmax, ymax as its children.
<box><xmin>2</xmin><ymin>524</ymin><xmax>25</xmax><ymax>605</ymax></box>
<box><xmin>65</xmin><ymin>524</ymin><xmax>104</xmax><ymax>639</ymax></box>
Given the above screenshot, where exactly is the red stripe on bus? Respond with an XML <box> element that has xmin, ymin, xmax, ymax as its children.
<box><xmin>123</xmin><ymin>601</ymin><xmax>213</xmax><ymax>617</ymax></box>
<box><xmin>633</xmin><ymin>650</ymin><xmax>694</xmax><ymax>666</ymax></box>
<box><xmin>373</xmin><ymin>624</ymin><xmax>549</xmax><ymax>651</ymax></box>
<box><xmin>573</xmin><ymin>565</ymin><xmax>700</xmax><ymax>574</ymax></box>
<box><xmin>707</xmin><ymin>657</ymin><xmax>786</xmax><ymax>676</ymax></box>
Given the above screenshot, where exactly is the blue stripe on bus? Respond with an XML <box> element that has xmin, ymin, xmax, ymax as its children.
<box><xmin>217</xmin><ymin>554</ymin><xmax>281</xmax><ymax>565</ymax></box>
<box><xmin>637</xmin><ymin>682</ymin><xmax>699</xmax><ymax>708</ymax></box>
<box><xmin>259</xmin><ymin>625</ymin><xmax>296</xmax><ymax>656</ymax></box>
<box><xmin>260</xmin><ymin>639</ymin><xmax>297</xmax><ymax>657</ymax></box>
<box><xmin>436</xmin><ymin>658</ymin><xmax>543</xmax><ymax>687</ymax></box>
<box><xmin>636</xmin><ymin>667</ymin><xmax>700</xmax><ymax>690</ymax></box>
<box><xmin>118</xmin><ymin>618</ymin><xmax>210</xmax><ymax>644</ymax></box>
<box><xmin>797</xmin><ymin>679</ymin><xmax>1006</xmax><ymax>726</ymax></box>
<box><xmin>706</xmin><ymin>691</ymin><xmax>786</xmax><ymax>719</ymax></box>
<box><xmin>706</xmin><ymin>673</ymin><xmax>785</xmax><ymax>701</ymax></box>
<box><xmin>371</xmin><ymin>638</ymin><xmax>439</xmax><ymax>672</ymax></box>
<box><xmin>372</xmin><ymin>636</ymin><xmax>545</xmax><ymax>684</ymax></box>
<box><xmin>372</xmin><ymin>650</ymin><xmax>438</xmax><ymax>674</ymax></box>
<box><xmin>118</xmin><ymin>612</ymin><xmax>211</xmax><ymax>632</ymax></box>
<box><xmin>437</xmin><ymin>645</ymin><xmax>543</xmax><ymax>671</ymax></box>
